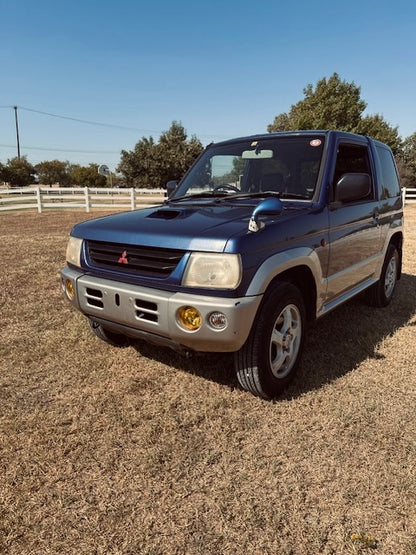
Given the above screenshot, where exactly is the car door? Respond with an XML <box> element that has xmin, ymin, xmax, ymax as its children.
<box><xmin>326</xmin><ymin>140</ymin><xmax>382</xmax><ymax>302</ymax></box>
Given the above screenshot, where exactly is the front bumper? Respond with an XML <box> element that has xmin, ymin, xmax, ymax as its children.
<box><xmin>61</xmin><ymin>266</ymin><xmax>262</xmax><ymax>353</ymax></box>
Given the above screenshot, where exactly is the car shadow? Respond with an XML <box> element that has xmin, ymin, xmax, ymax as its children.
<box><xmin>131</xmin><ymin>273</ymin><xmax>416</xmax><ymax>399</ymax></box>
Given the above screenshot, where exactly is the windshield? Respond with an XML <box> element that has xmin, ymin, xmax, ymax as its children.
<box><xmin>171</xmin><ymin>135</ymin><xmax>325</xmax><ymax>200</ymax></box>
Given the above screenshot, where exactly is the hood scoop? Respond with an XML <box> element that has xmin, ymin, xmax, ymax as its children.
<box><xmin>147</xmin><ymin>208</ymin><xmax>183</xmax><ymax>220</ymax></box>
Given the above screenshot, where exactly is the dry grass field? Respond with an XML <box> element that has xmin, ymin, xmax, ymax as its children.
<box><xmin>1</xmin><ymin>207</ymin><xmax>416</xmax><ymax>554</ymax></box>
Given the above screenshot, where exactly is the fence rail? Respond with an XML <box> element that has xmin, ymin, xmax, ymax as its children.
<box><xmin>0</xmin><ymin>187</ymin><xmax>165</xmax><ymax>213</ymax></box>
<box><xmin>403</xmin><ymin>187</ymin><xmax>416</xmax><ymax>204</ymax></box>
<box><xmin>1</xmin><ymin>186</ymin><xmax>416</xmax><ymax>213</ymax></box>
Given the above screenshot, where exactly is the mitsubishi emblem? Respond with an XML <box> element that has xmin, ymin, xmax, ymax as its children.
<box><xmin>118</xmin><ymin>250</ymin><xmax>128</xmax><ymax>264</ymax></box>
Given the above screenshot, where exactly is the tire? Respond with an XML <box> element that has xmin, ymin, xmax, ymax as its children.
<box><xmin>88</xmin><ymin>318</ymin><xmax>129</xmax><ymax>347</ymax></box>
<box><xmin>235</xmin><ymin>282</ymin><xmax>305</xmax><ymax>399</ymax></box>
<box><xmin>366</xmin><ymin>244</ymin><xmax>399</xmax><ymax>307</ymax></box>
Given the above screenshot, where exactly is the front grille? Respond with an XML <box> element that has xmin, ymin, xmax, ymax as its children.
<box><xmin>86</xmin><ymin>240</ymin><xmax>186</xmax><ymax>278</ymax></box>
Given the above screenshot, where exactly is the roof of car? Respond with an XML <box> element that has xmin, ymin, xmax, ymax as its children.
<box><xmin>210</xmin><ymin>130</ymin><xmax>371</xmax><ymax>148</ymax></box>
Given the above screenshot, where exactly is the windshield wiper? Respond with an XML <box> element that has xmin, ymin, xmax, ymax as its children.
<box><xmin>276</xmin><ymin>192</ymin><xmax>311</xmax><ymax>200</ymax></box>
<box><xmin>217</xmin><ymin>191</ymin><xmax>311</xmax><ymax>201</ymax></box>
<box><xmin>167</xmin><ymin>190</ymin><xmax>311</xmax><ymax>204</ymax></box>
<box><xmin>166</xmin><ymin>191</ymin><xmax>229</xmax><ymax>203</ymax></box>
<box><xmin>224</xmin><ymin>191</ymin><xmax>280</xmax><ymax>200</ymax></box>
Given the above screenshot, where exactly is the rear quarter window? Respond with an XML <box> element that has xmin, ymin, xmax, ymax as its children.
<box><xmin>375</xmin><ymin>146</ymin><xmax>401</xmax><ymax>199</ymax></box>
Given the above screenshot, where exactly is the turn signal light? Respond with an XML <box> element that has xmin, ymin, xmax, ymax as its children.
<box><xmin>65</xmin><ymin>279</ymin><xmax>75</xmax><ymax>300</ymax></box>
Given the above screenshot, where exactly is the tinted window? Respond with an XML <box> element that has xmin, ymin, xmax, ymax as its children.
<box><xmin>172</xmin><ymin>136</ymin><xmax>325</xmax><ymax>200</ymax></box>
<box><xmin>333</xmin><ymin>143</ymin><xmax>373</xmax><ymax>201</ymax></box>
<box><xmin>376</xmin><ymin>146</ymin><xmax>401</xmax><ymax>198</ymax></box>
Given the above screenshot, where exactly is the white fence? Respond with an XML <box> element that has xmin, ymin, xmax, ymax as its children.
<box><xmin>403</xmin><ymin>187</ymin><xmax>416</xmax><ymax>204</ymax></box>
<box><xmin>0</xmin><ymin>187</ymin><xmax>165</xmax><ymax>213</ymax></box>
<box><xmin>1</xmin><ymin>186</ymin><xmax>415</xmax><ymax>213</ymax></box>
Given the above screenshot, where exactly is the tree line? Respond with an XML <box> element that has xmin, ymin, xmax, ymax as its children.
<box><xmin>0</xmin><ymin>159</ymin><xmax>109</xmax><ymax>188</ymax></box>
<box><xmin>1</xmin><ymin>74</ymin><xmax>415</xmax><ymax>188</ymax></box>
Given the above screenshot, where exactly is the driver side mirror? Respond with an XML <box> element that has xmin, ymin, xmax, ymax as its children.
<box><xmin>334</xmin><ymin>173</ymin><xmax>371</xmax><ymax>203</ymax></box>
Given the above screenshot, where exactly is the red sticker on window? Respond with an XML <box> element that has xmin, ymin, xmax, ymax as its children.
<box><xmin>310</xmin><ymin>139</ymin><xmax>322</xmax><ymax>147</ymax></box>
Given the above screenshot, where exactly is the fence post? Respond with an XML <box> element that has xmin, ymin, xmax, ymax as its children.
<box><xmin>402</xmin><ymin>187</ymin><xmax>406</xmax><ymax>206</ymax></box>
<box><xmin>130</xmin><ymin>188</ymin><xmax>136</xmax><ymax>211</ymax></box>
<box><xmin>84</xmin><ymin>187</ymin><xmax>91</xmax><ymax>212</ymax></box>
<box><xmin>36</xmin><ymin>187</ymin><xmax>42</xmax><ymax>213</ymax></box>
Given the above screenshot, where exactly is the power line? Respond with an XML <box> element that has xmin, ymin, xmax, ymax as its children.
<box><xmin>0</xmin><ymin>104</ymin><xmax>232</xmax><ymax>139</ymax></box>
<box><xmin>0</xmin><ymin>143</ymin><xmax>120</xmax><ymax>154</ymax></box>
<box><xmin>0</xmin><ymin>104</ymin><xmax>234</xmax><ymax>164</ymax></box>
<box><xmin>18</xmin><ymin>106</ymin><xmax>161</xmax><ymax>134</ymax></box>
<box><xmin>0</xmin><ymin>104</ymin><xmax>157</xmax><ymax>132</ymax></box>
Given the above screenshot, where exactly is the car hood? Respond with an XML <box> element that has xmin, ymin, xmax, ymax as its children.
<box><xmin>71</xmin><ymin>201</ymin><xmax>313</xmax><ymax>252</ymax></box>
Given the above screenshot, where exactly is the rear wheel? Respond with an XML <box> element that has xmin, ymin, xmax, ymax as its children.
<box><xmin>88</xmin><ymin>318</ymin><xmax>129</xmax><ymax>347</ymax></box>
<box><xmin>366</xmin><ymin>244</ymin><xmax>399</xmax><ymax>307</ymax></box>
<box><xmin>235</xmin><ymin>282</ymin><xmax>305</xmax><ymax>399</ymax></box>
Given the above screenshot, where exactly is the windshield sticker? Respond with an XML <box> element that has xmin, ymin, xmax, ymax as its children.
<box><xmin>310</xmin><ymin>139</ymin><xmax>322</xmax><ymax>147</ymax></box>
<box><xmin>251</xmin><ymin>141</ymin><xmax>258</xmax><ymax>146</ymax></box>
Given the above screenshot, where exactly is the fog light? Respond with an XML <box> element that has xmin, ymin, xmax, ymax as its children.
<box><xmin>65</xmin><ymin>279</ymin><xmax>75</xmax><ymax>300</ymax></box>
<box><xmin>178</xmin><ymin>306</ymin><xmax>201</xmax><ymax>331</ymax></box>
<box><xmin>208</xmin><ymin>311</ymin><xmax>228</xmax><ymax>330</ymax></box>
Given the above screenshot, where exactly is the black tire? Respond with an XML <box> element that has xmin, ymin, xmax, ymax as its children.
<box><xmin>366</xmin><ymin>244</ymin><xmax>399</xmax><ymax>307</ymax></box>
<box><xmin>88</xmin><ymin>318</ymin><xmax>129</xmax><ymax>347</ymax></box>
<box><xmin>235</xmin><ymin>282</ymin><xmax>305</xmax><ymax>399</ymax></box>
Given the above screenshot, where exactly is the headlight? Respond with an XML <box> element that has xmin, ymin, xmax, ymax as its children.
<box><xmin>66</xmin><ymin>236</ymin><xmax>83</xmax><ymax>268</ymax></box>
<box><xmin>182</xmin><ymin>253</ymin><xmax>241</xmax><ymax>289</ymax></box>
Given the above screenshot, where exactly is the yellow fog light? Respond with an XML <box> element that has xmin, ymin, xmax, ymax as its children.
<box><xmin>65</xmin><ymin>279</ymin><xmax>75</xmax><ymax>300</ymax></box>
<box><xmin>178</xmin><ymin>306</ymin><xmax>201</xmax><ymax>331</ymax></box>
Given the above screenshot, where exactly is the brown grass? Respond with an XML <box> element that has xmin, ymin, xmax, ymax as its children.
<box><xmin>1</xmin><ymin>207</ymin><xmax>416</xmax><ymax>554</ymax></box>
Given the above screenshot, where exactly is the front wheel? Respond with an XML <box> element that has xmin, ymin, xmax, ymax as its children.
<box><xmin>235</xmin><ymin>282</ymin><xmax>305</xmax><ymax>399</ymax></box>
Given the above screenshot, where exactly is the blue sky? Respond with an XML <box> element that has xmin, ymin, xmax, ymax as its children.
<box><xmin>1</xmin><ymin>0</ymin><xmax>415</xmax><ymax>171</ymax></box>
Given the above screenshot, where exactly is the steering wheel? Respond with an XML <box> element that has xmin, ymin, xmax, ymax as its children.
<box><xmin>212</xmin><ymin>183</ymin><xmax>240</xmax><ymax>193</ymax></box>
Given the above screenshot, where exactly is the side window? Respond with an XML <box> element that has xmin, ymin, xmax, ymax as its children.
<box><xmin>333</xmin><ymin>143</ymin><xmax>373</xmax><ymax>201</ymax></box>
<box><xmin>376</xmin><ymin>146</ymin><xmax>401</xmax><ymax>199</ymax></box>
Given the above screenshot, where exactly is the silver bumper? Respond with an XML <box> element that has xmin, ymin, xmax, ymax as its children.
<box><xmin>61</xmin><ymin>266</ymin><xmax>262</xmax><ymax>353</ymax></box>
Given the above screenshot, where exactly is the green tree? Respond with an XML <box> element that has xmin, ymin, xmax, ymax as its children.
<box><xmin>1</xmin><ymin>156</ymin><xmax>36</xmax><ymax>187</ymax></box>
<box><xmin>35</xmin><ymin>160</ymin><xmax>71</xmax><ymax>187</ymax></box>
<box><xmin>355</xmin><ymin>114</ymin><xmax>402</xmax><ymax>155</ymax></box>
<box><xmin>401</xmin><ymin>133</ymin><xmax>416</xmax><ymax>174</ymax></box>
<box><xmin>268</xmin><ymin>73</ymin><xmax>366</xmax><ymax>132</ymax></box>
<box><xmin>396</xmin><ymin>158</ymin><xmax>414</xmax><ymax>188</ymax></box>
<box><xmin>118</xmin><ymin>136</ymin><xmax>159</xmax><ymax>188</ymax></box>
<box><xmin>397</xmin><ymin>132</ymin><xmax>416</xmax><ymax>187</ymax></box>
<box><xmin>267</xmin><ymin>73</ymin><xmax>401</xmax><ymax>153</ymax></box>
<box><xmin>68</xmin><ymin>163</ymin><xmax>107</xmax><ymax>187</ymax></box>
<box><xmin>118</xmin><ymin>121</ymin><xmax>203</xmax><ymax>188</ymax></box>
<box><xmin>268</xmin><ymin>113</ymin><xmax>291</xmax><ymax>132</ymax></box>
<box><xmin>156</xmin><ymin>121</ymin><xmax>203</xmax><ymax>185</ymax></box>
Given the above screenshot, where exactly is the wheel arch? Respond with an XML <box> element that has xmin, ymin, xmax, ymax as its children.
<box><xmin>267</xmin><ymin>265</ymin><xmax>317</xmax><ymax>322</ymax></box>
<box><xmin>245</xmin><ymin>248</ymin><xmax>323</xmax><ymax>316</ymax></box>
<box><xmin>388</xmin><ymin>231</ymin><xmax>403</xmax><ymax>280</ymax></box>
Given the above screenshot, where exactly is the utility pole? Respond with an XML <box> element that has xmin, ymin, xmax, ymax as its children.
<box><xmin>14</xmin><ymin>106</ymin><xmax>21</xmax><ymax>159</ymax></box>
